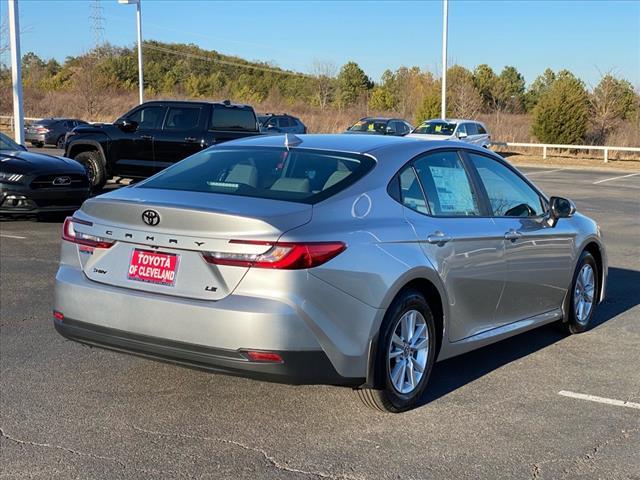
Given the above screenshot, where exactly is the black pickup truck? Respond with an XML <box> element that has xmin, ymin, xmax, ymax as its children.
<box><xmin>64</xmin><ymin>100</ymin><xmax>261</xmax><ymax>188</ymax></box>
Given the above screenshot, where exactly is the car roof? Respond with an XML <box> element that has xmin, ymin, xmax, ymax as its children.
<box><xmin>142</xmin><ymin>100</ymin><xmax>253</xmax><ymax>109</ymax></box>
<box><xmin>221</xmin><ymin>133</ymin><xmax>459</xmax><ymax>155</ymax></box>
<box><xmin>423</xmin><ymin>118</ymin><xmax>485</xmax><ymax>125</ymax></box>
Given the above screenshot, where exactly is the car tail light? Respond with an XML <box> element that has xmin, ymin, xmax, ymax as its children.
<box><xmin>244</xmin><ymin>351</ymin><xmax>284</xmax><ymax>363</ymax></box>
<box><xmin>62</xmin><ymin>217</ymin><xmax>115</xmax><ymax>249</ymax></box>
<box><xmin>53</xmin><ymin>310</ymin><xmax>64</xmax><ymax>321</ymax></box>
<box><xmin>36</xmin><ymin>127</ymin><xmax>50</xmax><ymax>133</ymax></box>
<box><xmin>202</xmin><ymin>240</ymin><xmax>346</xmax><ymax>269</ymax></box>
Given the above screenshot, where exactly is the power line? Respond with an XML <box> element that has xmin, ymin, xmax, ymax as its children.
<box><xmin>143</xmin><ymin>43</ymin><xmax>312</xmax><ymax>78</ymax></box>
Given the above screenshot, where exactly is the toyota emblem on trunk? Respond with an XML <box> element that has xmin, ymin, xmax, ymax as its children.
<box><xmin>142</xmin><ymin>209</ymin><xmax>160</xmax><ymax>226</ymax></box>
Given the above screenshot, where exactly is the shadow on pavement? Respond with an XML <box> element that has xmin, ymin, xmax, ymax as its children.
<box><xmin>418</xmin><ymin>266</ymin><xmax>640</xmax><ymax>407</ymax></box>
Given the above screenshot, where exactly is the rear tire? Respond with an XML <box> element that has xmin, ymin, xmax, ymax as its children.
<box><xmin>74</xmin><ymin>150</ymin><xmax>106</xmax><ymax>189</ymax></box>
<box><xmin>56</xmin><ymin>135</ymin><xmax>65</xmax><ymax>149</ymax></box>
<box><xmin>561</xmin><ymin>251</ymin><xmax>599</xmax><ymax>334</ymax></box>
<box><xmin>356</xmin><ymin>289</ymin><xmax>437</xmax><ymax>413</ymax></box>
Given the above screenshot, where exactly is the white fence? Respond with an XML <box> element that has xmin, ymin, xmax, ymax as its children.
<box><xmin>491</xmin><ymin>141</ymin><xmax>640</xmax><ymax>163</ymax></box>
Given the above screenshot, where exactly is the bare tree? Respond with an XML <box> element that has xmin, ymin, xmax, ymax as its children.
<box><xmin>311</xmin><ymin>61</ymin><xmax>336</xmax><ymax>111</ymax></box>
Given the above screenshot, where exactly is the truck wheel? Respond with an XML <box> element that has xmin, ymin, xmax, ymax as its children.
<box><xmin>56</xmin><ymin>136</ymin><xmax>65</xmax><ymax>149</ymax></box>
<box><xmin>74</xmin><ymin>150</ymin><xmax>106</xmax><ymax>189</ymax></box>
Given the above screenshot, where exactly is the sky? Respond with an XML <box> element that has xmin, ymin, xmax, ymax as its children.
<box><xmin>1</xmin><ymin>0</ymin><xmax>639</xmax><ymax>88</ymax></box>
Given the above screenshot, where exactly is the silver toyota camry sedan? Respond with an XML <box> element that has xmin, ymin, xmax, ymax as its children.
<box><xmin>53</xmin><ymin>134</ymin><xmax>606</xmax><ymax>412</ymax></box>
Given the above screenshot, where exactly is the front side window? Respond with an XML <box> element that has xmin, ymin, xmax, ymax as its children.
<box><xmin>465</xmin><ymin>123</ymin><xmax>478</xmax><ymax>135</ymax></box>
<box><xmin>128</xmin><ymin>106</ymin><xmax>166</xmax><ymax>129</ymax></box>
<box><xmin>163</xmin><ymin>107</ymin><xmax>201</xmax><ymax>131</ymax></box>
<box><xmin>139</xmin><ymin>147</ymin><xmax>374</xmax><ymax>204</ymax></box>
<box><xmin>413</xmin><ymin>151</ymin><xmax>480</xmax><ymax>216</ymax></box>
<box><xmin>467</xmin><ymin>152</ymin><xmax>544</xmax><ymax>217</ymax></box>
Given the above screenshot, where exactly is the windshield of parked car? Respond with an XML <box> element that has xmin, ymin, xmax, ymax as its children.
<box><xmin>412</xmin><ymin>121</ymin><xmax>457</xmax><ymax>135</ymax></box>
<box><xmin>347</xmin><ymin>119</ymin><xmax>388</xmax><ymax>133</ymax></box>
<box><xmin>139</xmin><ymin>147</ymin><xmax>375</xmax><ymax>204</ymax></box>
<box><xmin>0</xmin><ymin>133</ymin><xmax>24</xmax><ymax>151</ymax></box>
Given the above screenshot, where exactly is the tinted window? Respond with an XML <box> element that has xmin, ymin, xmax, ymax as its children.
<box><xmin>457</xmin><ymin>123</ymin><xmax>467</xmax><ymax>135</ymax></box>
<box><xmin>399</xmin><ymin>166</ymin><xmax>428</xmax><ymax>214</ymax></box>
<box><xmin>413</xmin><ymin>151</ymin><xmax>480</xmax><ymax>216</ymax></box>
<box><xmin>465</xmin><ymin>123</ymin><xmax>478</xmax><ymax>135</ymax></box>
<box><xmin>139</xmin><ymin>147</ymin><xmax>375</xmax><ymax>204</ymax></box>
<box><xmin>467</xmin><ymin>152</ymin><xmax>543</xmax><ymax>217</ymax></box>
<box><xmin>477</xmin><ymin>123</ymin><xmax>487</xmax><ymax>134</ymax></box>
<box><xmin>164</xmin><ymin>107</ymin><xmax>201</xmax><ymax>131</ymax></box>
<box><xmin>128</xmin><ymin>106</ymin><xmax>166</xmax><ymax>129</ymax></box>
<box><xmin>412</xmin><ymin>121</ymin><xmax>456</xmax><ymax>135</ymax></box>
<box><xmin>0</xmin><ymin>132</ymin><xmax>24</xmax><ymax>150</ymax></box>
<box><xmin>348</xmin><ymin>119</ymin><xmax>388</xmax><ymax>133</ymax></box>
<box><xmin>210</xmin><ymin>107</ymin><xmax>257</xmax><ymax>131</ymax></box>
<box><xmin>279</xmin><ymin>117</ymin><xmax>292</xmax><ymax>128</ymax></box>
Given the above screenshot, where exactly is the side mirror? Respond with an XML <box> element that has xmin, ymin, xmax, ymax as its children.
<box><xmin>457</xmin><ymin>131</ymin><xmax>468</xmax><ymax>139</ymax></box>
<box><xmin>116</xmin><ymin>119</ymin><xmax>139</xmax><ymax>133</ymax></box>
<box><xmin>548</xmin><ymin>196</ymin><xmax>576</xmax><ymax>225</ymax></box>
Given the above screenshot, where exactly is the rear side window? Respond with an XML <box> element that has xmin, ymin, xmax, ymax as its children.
<box><xmin>139</xmin><ymin>147</ymin><xmax>375</xmax><ymax>204</ymax></box>
<box><xmin>164</xmin><ymin>107</ymin><xmax>201</xmax><ymax>131</ymax></box>
<box><xmin>210</xmin><ymin>107</ymin><xmax>257</xmax><ymax>131</ymax></box>
<box><xmin>413</xmin><ymin>151</ymin><xmax>480</xmax><ymax>216</ymax></box>
<box><xmin>477</xmin><ymin>123</ymin><xmax>487</xmax><ymax>134</ymax></box>
<box><xmin>399</xmin><ymin>167</ymin><xmax>428</xmax><ymax>214</ymax></box>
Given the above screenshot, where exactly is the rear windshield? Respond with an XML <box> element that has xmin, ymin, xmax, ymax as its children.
<box><xmin>139</xmin><ymin>147</ymin><xmax>375</xmax><ymax>204</ymax></box>
<box><xmin>413</xmin><ymin>121</ymin><xmax>456</xmax><ymax>135</ymax></box>
<box><xmin>210</xmin><ymin>107</ymin><xmax>258</xmax><ymax>131</ymax></box>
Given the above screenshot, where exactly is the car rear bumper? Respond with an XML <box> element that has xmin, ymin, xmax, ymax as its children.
<box><xmin>25</xmin><ymin>132</ymin><xmax>46</xmax><ymax>143</ymax></box>
<box><xmin>54</xmin><ymin>317</ymin><xmax>358</xmax><ymax>386</ymax></box>
<box><xmin>54</xmin><ymin>265</ymin><xmax>370</xmax><ymax>386</ymax></box>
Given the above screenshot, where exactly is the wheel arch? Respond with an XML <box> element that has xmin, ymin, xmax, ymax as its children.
<box><xmin>582</xmin><ymin>240</ymin><xmax>605</xmax><ymax>304</ymax></box>
<box><xmin>67</xmin><ymin>140</ymin><xmax>107</xmax><ymax>166</ymax></box>
<box><xmin>365</xmin><ymin>270</ymin><xmax>448</xmax><ymax>388</ymax></box>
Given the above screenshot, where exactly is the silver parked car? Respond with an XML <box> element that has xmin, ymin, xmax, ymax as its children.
<box><xmin>407</xmin><ymin>119</ymin><xmax>491</xmax><ymax>147</ymax></box>
<box><xmin>53</xmin><ymin>134</ymin><xmax>606</xmax><ymax>412</ymax></box>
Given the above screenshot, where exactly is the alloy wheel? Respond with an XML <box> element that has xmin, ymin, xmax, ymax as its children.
<box><xmin>574</xmin><ymin>264</ymin><xmax>595</xmax><ymax>325</ymax></box>
<box><xmin>387</xmin><ymin>309</ymin><xmax>429</xmax><ymax>394</ymax></box>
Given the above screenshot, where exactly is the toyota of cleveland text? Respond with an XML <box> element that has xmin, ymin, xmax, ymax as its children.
<box><xmin>53</xmin><ymin>134</ymin><xmax>606</xmax><ymax>412</ymax></box>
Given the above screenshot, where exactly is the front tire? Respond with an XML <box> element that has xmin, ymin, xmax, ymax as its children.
<box><xmin>356</xmin><ymin>289</ymin><xmax>437</xmax><ymax>413</ymax></box>
<box><xmin>562</xmin><ymin>251</ymin><xmax>599</xmax><ymax>334</ymax></box>
<box><xmin>73</xmin><ymin>150</ymin><xmax>106</xmax><ymax>189</ymax></box>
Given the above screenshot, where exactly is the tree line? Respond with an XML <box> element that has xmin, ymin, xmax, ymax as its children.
<box><xmin>1</xmin><ymin>40</ymin><xmax>638</xmax><ymax>145</ymax></box>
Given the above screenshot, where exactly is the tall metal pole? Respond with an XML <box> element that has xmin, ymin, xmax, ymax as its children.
<box><xmin>441</xmin><ymin>0</ymin><xmax>448</xmax><ymax>120</ymax></box>
<box><xmin>136</xmin><ymin>0</ymin><xmax>144</xmax><ymax>104</ymax></box>
<box><xmin>8</xmin><ymin>0</ymin><xmax>24</xmax><ymax>144</ymax></box>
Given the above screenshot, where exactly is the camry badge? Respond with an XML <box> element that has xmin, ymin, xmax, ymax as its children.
<box><xmin>142</xmin><ymin>209</ymin><xmax>160</xmax><ymax>226</ymax></box>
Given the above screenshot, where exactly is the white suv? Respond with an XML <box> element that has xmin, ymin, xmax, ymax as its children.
<box><xmin>406</xmin><ymin>119</ymin><xmax>491</xmax><ymax>147</ymax></box>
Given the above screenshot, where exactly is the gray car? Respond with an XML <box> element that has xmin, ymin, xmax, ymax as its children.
<box><xmin>25</xmin><ymin>118</ymin><xmax>88</xmax><ymax>149</ymax></box>
<box><xmin>53</xmin><ymin>134</ymin><xmax>606</xmax><ymax>412</ymax></box>
<box><xmin>407</xmin><ymin>118</ymin><xmax>491</xmax><ymax>147</ymax></box>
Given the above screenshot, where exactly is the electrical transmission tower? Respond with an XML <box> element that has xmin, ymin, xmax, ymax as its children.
<box><xmin>90</xmin><ymin>0</ymin><xmax>105</xmax><ymax>49</ymax></box>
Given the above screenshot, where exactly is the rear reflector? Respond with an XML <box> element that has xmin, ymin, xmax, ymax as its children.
<box><xmin>202</xmin><ymin>240</ymin><xmax>346</xmax><ymax>270</ymax></box>
<box><xmin>244</xmin><ymin>351</ymin><xmax>284</xmax><ymax>363</ymax></box>
<box><xmin>62</xmin><ymin>217</ymin><xmax>115</xmax><ymax>249</ymax></box>
<box><xmin>53</xmin><ymin>310</ymin><xmax>64</xmax><ymax>321</ymax></box>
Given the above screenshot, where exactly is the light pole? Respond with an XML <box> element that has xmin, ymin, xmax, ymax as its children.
<box><xmin>441</xmin><ymin>0</ymin><xmax>448</xmax><ymax>120</ymax></box>
<box><xmin>8</xmin><ymin>0</ymin><xmax>24</xmax><ymax>144</ymax></box>
<box><xmin>118</xmin><ymin>0</ymin><xmax>144</xmax><ymax>104</ymax></box>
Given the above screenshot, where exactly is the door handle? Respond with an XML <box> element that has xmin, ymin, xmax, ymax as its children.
<box><xmin>504</xmin><ymin>229</ymin><xmax>522</xmax><ymax>241</ymax></box>
<box><xmin>184</xmin><ymin>137</ymin><xmax>197</xmax><ymax>143</ymax></box>
<box><xmin>140</xmin><ymin>135</ymin><xmax>153</xmax><ymax>140</ymax></box>
<box><xmin>426</xmin><ymin>231</ymin><xmax>453</xmax><ymax>245</ymax></box>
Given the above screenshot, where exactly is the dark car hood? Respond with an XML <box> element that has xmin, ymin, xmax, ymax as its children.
<box><xmin>72</xmin><ymin>123</ymin><xmax>113</xmax><ymax>134</ymax></box>
<box><xmin>0</xmin><ymin>150</ymin><xmax>85</xmax><ymax>174</ymax></box>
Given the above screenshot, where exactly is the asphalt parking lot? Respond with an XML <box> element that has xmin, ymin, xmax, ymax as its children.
<box><xmin>1</xmin><ymin>161</ymin><xmax>639</xmax><ymax>479</ymax></box>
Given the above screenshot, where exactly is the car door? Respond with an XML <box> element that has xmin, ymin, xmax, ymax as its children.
<box><xmin>153</xmin><ymin>105</ymin><xmax>205</xmax><ymax>173</ymax></box>
<box><xmin>399</xmin><ymin>150</ymin><xmax>508</xmax><ymax>341</ymax></box>
<box><xmin>465</xmin><ymin>151</ymin><xmax>575</xmax><ymax>323</ymax></box>
<box><xmin>115</xmin><ymin>105</ymin><xmax>166</xmax><ymax>178</ymax></box>
<box><xmin>464</xmin><ymin>122</ymin><xmax>479</xmax><ymax>145</ymax></box>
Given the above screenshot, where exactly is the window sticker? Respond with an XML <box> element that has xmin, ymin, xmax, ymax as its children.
<box><xmin>428</xmin><ymin>166</ymin><xmax>476</xmax><ymax>214</ymax></box>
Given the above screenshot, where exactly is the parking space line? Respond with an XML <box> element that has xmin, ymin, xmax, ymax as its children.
<box><xmin>524</xmin><ymin>168</ymin><xmax>565</xmax><ymax>177</ymax></box>
<box><xmin>558</xmin><ymin>390</ymin><xmax>640</xmax><ymax>410</ymax></box>
<box><xmin>0</xmin><ymin>234</ymin><xmax>26</xmax><ymax>240</ymax></box>
<box><xmin>592</xmin><ymin>172</ymin><xmax>640</xmax><ymax>185</ymax></box>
